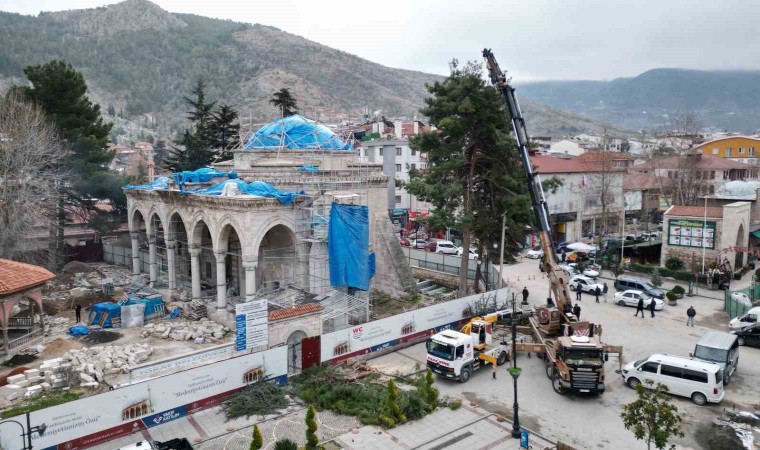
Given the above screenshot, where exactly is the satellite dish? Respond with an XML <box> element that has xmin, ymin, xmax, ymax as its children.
<box><xmin>571</xmin><ymin>335</ymin><xmax>590</xmax><ymax>343</ymax></box>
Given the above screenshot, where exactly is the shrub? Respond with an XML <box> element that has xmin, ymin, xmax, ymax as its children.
<box><xmin>650</xmin><ymin>269</ymin><xmax>662</xmax><ymax>287</ymax></box>
<box><xmin>274</xmin><ymin>439</ymin><xmax>298</xmax><ymax>450</ymax></box>
<box><xmin>666</xmin><ymin>291</ymin><xmax>677</xmax><ymax>302</ymax></box>
<box><xmin>250</xmin><ymin>425</ymin><xmax>263</xmax><ymax>450</ymax></box>
<box><xmin>671</xmin><ymin>285</ymin><xmax>685</xmax><ymax>295</ymax></box>
<box><xmin>665</xmin><ymin>257</ymin><xmax>685</xmax><ymax>271</ymax></box>
<box><xmin>305</xmin><ymin>404</ymin><xmax>319</xmax><ymax>450</ymax></box>
<box><xmin>221</xmin><ymin>381</ymin><xmax>288</xmax><ymax>420</ymax></box>
<box><xmin>673</xmin><ymin>271</ymin><xmax>694</xmax><ymax>282</ymax></box>
<box><xmin>387</xmin><ymin>380</ymin><xmax>406</xmax><ymax>425</ymax></box>
<box><xmin>448</xmin><ymin>400</ymin><xmax>462</xmax><ymax>410</ymax></box>
<box><xmin>613</xmin><ymin>265</ymin><xmax>625</xmax><ymax>278</ymax></box>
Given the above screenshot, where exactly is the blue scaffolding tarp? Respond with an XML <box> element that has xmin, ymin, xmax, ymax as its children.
<box><xmin>125</xmin><ymin>294</ymin><xmax>165</xmax><ymax>320</ymax></box>
<box><xmin>328</xmin><ymin>203</ymin><xmax>374</xmax><ymax>291</ymax></box>
<box><xmin>173</xmin><ymin>168</ymin><xmax>237</xmax><ymax>190</ymax></box>
<box><xmin>244</xmin><ymin>115</ymin><xmax>353</xmax><ymax>150</ymax></box>
<box><xmin>123</xmin><ymin>176</ymin><xmax>170</xmax><ymax>190</ymax></box>
<box><xmin>88</xmin><ymin>302</ymin><xmax>121</xmax><ymax>328</ymax></box>
<box><xmin>192</xmin><ymin>179</ymin><xmax>303</xmax><ymax>205</ymax></box>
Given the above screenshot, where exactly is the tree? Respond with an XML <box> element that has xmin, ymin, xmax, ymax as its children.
<box><xmin>250</xmin><ymin>424</ymin><xmax>263</xmax><ymax>450</ymax></box>
<box><xmin>584</xmin><ymin>135</ymin><xmax>622</xmax><ymax>247</ymax></box>
<box><xmin>211</xmin><ymin>104</ymin><xmax>240</xmax><ymax>159</ymax></box>
<box><xmin>621</xmin><ymin>381</ymin><xmax>684</xmax><ymax>450</ymax></box>
<box><xmin>184</xmin><ymin>79</ymin><xmax>216</xmax><ymax>127</ymax></box>
<box><xmin>406</xmin><ymin>60</ymin><xmax>531</xmax><ymax>296</ymax></box>
<box><xmin>0</xmin><ymin>92</ymin><xmax>69</xmax><ymax>262</ymax></box>
<box><xmin>422</xmin><ymin>369</ymin><xmax>439</xmax><ymax>410</ymax></box>
<box><xmin>17</xmin><ymin>60</ymin><xmax>123</xmax><ymax>269</ymax></box>
<box><xmin>270</xmin><ymin>88</ymin><xmax>298</xmax><ymax>117</ymax></box>
<box><xmin>165</xmin><ymin>130</ymin><xmax>216</xmax><ymax>172</ymax></box>
<box><xmin>651</xmin><ymin>268</ymin><xmax>662</xmax><ymax>287</ymax></box>
<box><xmin>273</xmin><ymin>439</ymin><xmax>298</xmax><ymax>450</ymax></box>
<box><xmin>305</xmin><ymin>404</ymin><xmax>319</xmax><ymax>450</ymax></box>
<box><xmin>387</xmin><ymin>379</ymin><xmax>406</xmax><ymax>425</ymax></box>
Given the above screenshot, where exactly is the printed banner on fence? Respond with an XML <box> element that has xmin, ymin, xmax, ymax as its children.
<box><xmin>0</xmin><ymin>346</ymin><xmax>287</xmax><ymax>450</ymax></box>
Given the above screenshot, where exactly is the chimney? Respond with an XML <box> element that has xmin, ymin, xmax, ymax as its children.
<box><xmin>372</xmin><ymin>122</ymin><xmax>378</xmax><ymax>133</ymax></box>
<box><xmin>379</xmin><ymin>122</ymin><xmax>385</xmax><ymax>135</ymax></box>
<box><xmin>395</xmin><ymin>120</ymin><xmax>402</xmax><ymax>139</ymax></box>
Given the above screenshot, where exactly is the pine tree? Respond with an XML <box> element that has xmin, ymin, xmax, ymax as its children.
<box><xmin>305</xmin><ymin>404</ymin><xmax>319</xmax><ymax>450</ymax></box>
<box><xmin>211</xmin><ymin>103</ymin><xmax>240</xmax><ymax>159</ymax></box>
<box><xmin>387</xmin><ymin>379</ymin><xmax>406</xmax><ymax>425</ymax></box>
<box><xmin>165</xmin><ymin>130</ymin><xmax>215</xmax><ymax>172</ymax></box>
<box><xmin>184</xmin><ymin>79</ymin><xmax>215</xmax><ymax>126</ymax></box>
<box><xmin>269</xmin><ymin>88</ymin><xmax>298</xmax><ymax>117</ymax></box>
<box><xmin>250</xmin><ymin>424</ymin><xmax>263</xmax><ymax>450</ymax></box>
<box><xmin>424</xmin><ymin>369</ymin><xmax>439</xmax><ymax>409</ymax></box>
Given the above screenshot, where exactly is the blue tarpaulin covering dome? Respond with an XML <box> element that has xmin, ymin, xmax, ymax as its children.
<box><xmin>245</xmin><ymin>114</ymin><xmax>353</xmax><ymax>150</ymax></box>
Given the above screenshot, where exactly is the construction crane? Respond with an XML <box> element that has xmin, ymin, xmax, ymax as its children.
<box><xmin>481</xmin><ymin>49</ymin><xmax>622</xmax><ymax>395</ymax></box>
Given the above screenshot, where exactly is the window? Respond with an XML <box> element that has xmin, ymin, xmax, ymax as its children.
<box><xmin>640</xmin><ymin>362</ymin><xmax>659</xmax><ymax>373</ymax></box>
<box><xmin>396</xmin><ymin>147</ymin><xmax>403</xmax><ymax>156</ymax></box>
<box><xmin>739</xmin><ymin>147</ymin><xmax>745</xmax><ymax>154</ymax></box>
<box><xmin>333</xmin><ymin>342</ymin><xmax>349</xmax><ymax>356</ymax></box>
<box><xmin>401</xmin><ymin>323</ymin><xmax>415</xmax><ymax>335</ymax></box>
<box><xmin>395</xmin><ymin>195</ymin><xmax>402</xmax><ymax>204</ymax></box>
<box><xmin>751</xmin><ymin>147</ymin><xmax>755</xmax><ymax>156</ymax></box>
<box><xmin>379</xmin><ymin>148</ymin><xmax>383</xmax><ymax>156</ymax></box>
<box><xmin>410</xmin><ymin>163</ymin><xmax>416</xmax><ymax>171</ymax></box>
<box><xmin>710</xmin><ymin>171</ymin><xmax>715</xmax><ymax>179</ymax></box>
<box><xmin>396</xmin><ymin>164</ymin><xmax>402</xmax><ymax>172</ymax></box>
<box><xmin>411</xmin><ymin>148</ymin><xmax>416</xmax><ymax>156</ymax></box>
<box><xmin>660</xmin><ymin>364</ymin><xmax>683</xmax><ymax>379</ymax></box>
<box><xmin>682</xmin><ymin>369</ymin><xmax>708</xmax><ymax>383</ymax></box>
<box><xmin>712</xmin><ymin>148</ymin><xmax>719</xmax><ymax>155</ymax></box>
<box><xmin>455</xmin><ymin>346</ymin><xmax>465</xmax><ymax>359</ymax></box>
<box><xmin>726</xmin><ymin>147</ymin><xmax>732</xmax><ymax>157</ymax></box>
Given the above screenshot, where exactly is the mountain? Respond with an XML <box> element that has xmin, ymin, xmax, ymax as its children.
<box><xmin>0</xmin><ymin>0</ymin><xmax>628</xmax><ymax>138</ymax></box>
<box><xmin>517</xmin><ymin>69</ymin><xmax>760</xmax><ymax>133</ymax></box>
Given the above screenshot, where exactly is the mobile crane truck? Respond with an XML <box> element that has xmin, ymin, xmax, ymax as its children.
<box><xmin>484</xmin><ymin>48</ymin><xmax>622</xmax><ymax>394</ymax></box>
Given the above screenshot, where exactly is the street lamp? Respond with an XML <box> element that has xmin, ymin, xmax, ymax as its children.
<box><xmin>0</xmin><ymin>411</ymin><xmax>47</xmax><ymax>450</ymax></box>
<box><xmin>509</xmin><ymin>293</ymin><xmax>522</xmax><ymax>439</ymax></box>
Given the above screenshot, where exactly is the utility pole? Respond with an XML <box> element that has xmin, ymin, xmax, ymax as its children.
<box><xmin>498</xmin><ymin>213</ymin><xmax>506</xmax><ymax>289</ymax></box>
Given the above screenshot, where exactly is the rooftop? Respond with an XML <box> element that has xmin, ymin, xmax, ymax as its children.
<box><xmin>623</xmin><ymin>170</ymin><xmax>660</xmax><ymax>190</ymax></box>
<box><xmin>665</xmin><ymin>205</ymin><xmax>724</xmax><ymax>219</ymax></box>
<box><xmin>636</xmin><ymin>154</ymin><xmax>749</xmax><ymax>171</ymax></box>
<box><xmin>694</xmin><ymin>136</ymin><xmax>760</xmax><ymax>149</ymax></box>
<box><xmin>574</xmin><ymin>151</ymin><xmax>634</xmax><ymax>163</ymax></box>
<box><xmin>244</xmin><ymin>114</ymin><xmax>353</xmax><ymax>151</ymax></box>
<box><xmin>531</xmin><ymin>155</ymin><xmax>622</xmax><ymax>174</ymax></box>
<box><xmin>0</xmin><ymin>259</ymin><xmax>55</xmax><ymax>297</ymax></box>
<box><xmin>268</xmin><ymin>303</ymin><xmax>322</xmax><ymax>321</ymax></box>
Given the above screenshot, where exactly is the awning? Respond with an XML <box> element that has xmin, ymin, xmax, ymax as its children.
<box><xmin>751</xmin><ymin>230</ymin><xmax>760</xmax><ymax>239</ymax></box>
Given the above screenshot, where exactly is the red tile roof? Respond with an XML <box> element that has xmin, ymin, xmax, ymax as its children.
<box><xmin>623</xmin><ymin>170</ymin><xmax>660</xmax><ymax>190</ymax></box>
<box><xmin>574</xmin><ymin>151</ymin><xmax>634</xmax><ymax>162</ymax></box>
<box><xmin>0</xmin><ymin>259</ymin><xmax>55</xmax><ymax>297</ymax></box>
<box><xmin>268</xmin><ymin>303</ymin><xmax>322</xmax><ymax>321</ymax></box>
<box><xmin>665</xmin><ymin>205</ymin><xmax>724</xmax><ymax>219</ymax></box>
<box><xmin>636</xmin><ymin>154</ymin><xmax>748</xmax><ymax>171</ymax></box>
<box><xmin>530</xmin><ymin>155</ymin><xmax>619</xmax><ymax>174</ymax></box>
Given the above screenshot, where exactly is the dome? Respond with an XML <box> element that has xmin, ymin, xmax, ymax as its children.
<box><xmin>244</xmin><ymin>114</ymin><xmax>353</xmax><ymax>151</ymax></box>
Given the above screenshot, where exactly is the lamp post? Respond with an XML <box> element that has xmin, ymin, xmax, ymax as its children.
<box><xmin>0</xmin><ymin>411</ymin><xmax>47</xmax><ymax>450</ymax></box>
<box><xmin>509</xmin><ymin>293</ymin><xmax>522</xmax><ymax>439</ymax></box>
<box><xmin>498</xmin><ymin>212</ymin><xmax>506</xmax><ymax>289</ymax></box>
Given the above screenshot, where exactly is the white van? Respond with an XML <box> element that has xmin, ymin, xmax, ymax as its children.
<box><xmin>621</xmin><ymin>353</ymin><xmax>724</xmax><ymax>405</ymax></box>
<box><xmin>729</xmin><ymin>306</ymin><xmax>760</xmax><ymax>330</ymax></box>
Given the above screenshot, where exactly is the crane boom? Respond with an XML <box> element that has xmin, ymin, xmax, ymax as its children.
<box><xmin>482</xmin><ymin>48</ymin><xmax>572</xmax><ymax>313</ymax></box>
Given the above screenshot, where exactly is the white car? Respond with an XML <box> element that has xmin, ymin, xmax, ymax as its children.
<box><xmin>435</xmin><ymin>240</ymin><xmax>458</xmax><ymax>254</ymax></box>
<box><xmin>457</xmin><ymin>247</ymin><xmax>479</xmax><ymax>260</ymax></box>
<box><xmin>614</xmin><ymin>289</ymin><xmax>664</xmax><ymax>310</ymax></box>
<box><xmin>567</xmin><ymin>263</ymin><xmax>600</xmax><ymax>278</ymax></box>
<box><xmin>526</xmin><ymin>246</ymin><xmax>543</xmax><ymax>259</ymax></box>
<box><xmin>561</xmin><ymin>264</ymin><xmax>580</xmax><ymax>277</ymax></box>
<box><xmin>729</xmin><ymin>306</ymin><xmax>760</xmax><ymax>330</ymax></box>
<box><xmin>569</xmin><ymin>275</ymin><xmax>603</xmax><ymax>294</ymax></box>
<box><xmin>413</xmin><ymin>239</ymin><xmax>427</xmax><ymax>249</ymax></box>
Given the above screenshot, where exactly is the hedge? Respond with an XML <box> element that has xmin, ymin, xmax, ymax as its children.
<box><xmin>627</xmin><ymin>263</ymin><xmax>696</xmax><ymax>283</ymax></box>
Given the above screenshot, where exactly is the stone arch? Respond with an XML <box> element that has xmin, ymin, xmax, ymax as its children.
<box><xmin>256</xmin><ymin>222</ymin><xmax>298</xmax><ymax>291</ymax></box>
<box><xmin>286</xmin><ymin>329</ymin><xmax>308</xmax><ymax>375</ymax></box>
<box><xmin>130</xmin><ymin>207</ymin><xmax>147</xmax><ymax>233</ymax></box>
<box><xmin>215</xmin><ymin>215</ymin><xmax>247</xmax><ymax>253</ymax></box>
<box><xmin>736</xmin><ymin>223</ymin><xmax>746</xmax><ymax>269</ymax></box>
<box><xmin>217</xmin><ymin>221</ymin><xmax>245</xmax><ymax>298</ymax></box>
<box><xmin>168</xmin><ymin>212</ymin><xmax>191</xmax><ymax>282</ymax></box>
<box><xmin>190</xmin><ymin>218</ymin><xmax>215</xmax><ymax>287</ymax></box>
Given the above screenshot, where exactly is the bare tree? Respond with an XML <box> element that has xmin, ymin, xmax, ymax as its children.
<box><xmin>583</xmin><ymin>136</ymin><xmax>620</xmax><ymax>246</ymax></box>
<box><xmin>0</xmin><ymin>93</ymin><xmax>69</xmax><ymax>263</ymax></box>
<box><xmin>649</xmin><ymin>113</ymin><xmax>705</xmax><ymax>207</ymax></box>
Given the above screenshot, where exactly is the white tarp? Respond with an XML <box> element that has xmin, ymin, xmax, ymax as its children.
<box><xmin>121</xmin><ymin>303</ymin><xmax>146</xmax><ymax>328</ymax></box>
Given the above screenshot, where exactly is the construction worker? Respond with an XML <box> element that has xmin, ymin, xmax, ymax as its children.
<box><xmin>572</xmin><ymin>303</ymin><xmax>581</xmax><ymax>320</ymax></box>
<box><xmin>594</xmin><ymin>286</ymin><xmax>601</xmax><ymax>303</ymax></box>
<box><xmin>635</xmin><ymin>297</ymin><xmax>645</xmax><ymax>318</ymax></box>
<box><xmin>75</xmin><ymin>304</ymin><xmax>82</xmax><ymax>323</ymax></box>
<box><xmin>576</xmin><ymin>281</ymin><xmax>582</xmax><ymax>301</ymax></box>
<box><xmin>522</xmin><ymin>287</ymin><xmax>529</xmax><ymax>304</ymax></box>
<box><xmin>649</xmin><ymin>297</ymin><xmax>656</xmax><ymax>318</ymax></box>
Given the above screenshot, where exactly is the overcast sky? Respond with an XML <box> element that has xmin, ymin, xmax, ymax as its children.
<box><xmin>2</xmin><ymin>0</ymin><xmax>759</xmax><ymax>81</ymax></box>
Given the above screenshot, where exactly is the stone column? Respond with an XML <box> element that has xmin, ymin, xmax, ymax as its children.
<box><xmin>189</xmin><ymin>246</ymin><xmax>201</xmax><ymax>301</ymax></box>
<box><xmin>243</xmin><ymin>259</ymin><xmax>258</xmax><ymax>302</ymax></box>
<box><xmin>130</xmin><ymin>231</ymin><xmax>141</xmax><ymax>275</ymax></box>
<box><xmin>215</xmin><ymin>250</ymin><xmax>227</xmax><ymax>310</ymax></box>
<box><xmin>148</xmin><ymin>234</ymin><xmax>158</xmax><ymax>287</ymax></box>
<box><xmin>166</xmin><ymin>239</ymin><xmax>177</xmax><ymax>291</ymax></box>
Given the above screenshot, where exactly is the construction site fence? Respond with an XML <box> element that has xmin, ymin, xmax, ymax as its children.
<box><xmin>103</xmin><ymin>243</ymin><xmax>152</xmax><ymax>273</ymax></box>
<box><xmin>725</xmin><ymin>286</ymin><xmax>760</xmax><ymax>319</ymax></box>
<box><xmin>400</xmin><ymin>247</ymin><xmax>500</xmax><ymax>285</ymax></box>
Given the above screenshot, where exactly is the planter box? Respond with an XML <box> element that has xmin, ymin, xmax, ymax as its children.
<box><xmin>668</xmin><ymin>300</ymin><xmax>677</xmax><ymax>306</ymax></box>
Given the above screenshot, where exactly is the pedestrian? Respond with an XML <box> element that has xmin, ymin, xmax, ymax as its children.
<box><xmin>75</xmin><ymin>304</ymin><xmax>82</xmax><ymax>323</ymax></box>
<box><xmin>572</xmin><ymin>303</ymin><xmax>581</xmax><ymax>320</ymax></box>
<box><xmin>603</xmin><ymin>282</ymin><xmax>609</xmax><ymax>303</ymax></box>
<box><xmin>594</xmin><ymin>286</ymin><xmax>601</xmax><ymax>303</ymax></box>
<box><xmin>635</xmin><ymin>297</ymin><xmax>645</xmax><ymax>318</ymax></box>
<box><xmin>562</xmin><ymin>250</ymin><xmax>567</xmax><ymax>263</ymax></box>
<box><xmin>687</xmin><ymin>306</ymin><xmax>696</xmax><ymax>327</ymax></box>
<box><xmin>576</xmin><ymin>281</ymin><xmax>582</xmax><ymax>300</ymax></box>
<box><xmin>649</xmin><ymin>297</ymin><xmax>656</xmax><ymax>318</ymax></box>
<box><xmin>522</xmin><ymin>287</ymin><xmax>529</xmax><ymax>304</ymax></box>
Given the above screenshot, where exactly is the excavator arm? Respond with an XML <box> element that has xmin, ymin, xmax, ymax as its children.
<box><xmin>482</xmin><ymin>49</ymin><xmax>572</xmax><ymax>314</ymax></box>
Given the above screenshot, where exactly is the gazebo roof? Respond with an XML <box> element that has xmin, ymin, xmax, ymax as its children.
<box><xmin>0</xmin><ymin>259</ymin><xmax>55</xmax><ymax>297</ymax></box>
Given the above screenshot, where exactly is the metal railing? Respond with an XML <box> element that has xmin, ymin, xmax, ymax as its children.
<box><xmin>4</xmin><ymin>328</ymin><xmax>44</xmax><ymax>353</ymax></box>
<box><xmin>7</xmin><ymin>317</ymin><xmax>33</xmax><ymax>328</ymax></box>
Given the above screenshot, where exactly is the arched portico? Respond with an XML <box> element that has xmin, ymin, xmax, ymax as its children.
<box><xmin>130</xmin><ymin>209</ymin><xmax>147</xmax><ymax>275</ymax></box>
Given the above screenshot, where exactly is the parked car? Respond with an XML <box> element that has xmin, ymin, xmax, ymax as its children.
<box><xmin>399</xmin><ymin>238</ymin><xmax>411</xmax><ymax>247</ymax></box>
<box><xmin>433</xmin><ymin>240</ymin><xmax>458</xmax><ymax>254</ymax></box>
<box><xmin>457</xmin><ymin>247</ymin><xmax>479</xmax><ymax>260</ymax></box>
<box><xmin>567</xmin><ymin>263</ymin><xmax>599</xmax><ymax>278</ymax></box>
<box><xmin>615</xmin><ymin>276</ymin><xmax>665</xmax><ymax>299</ymax></box>
<box><xmin>568</xmin><ymin>275</ymin><xmax>603</xmax><ymax>294</ymax></box>
<box><xmin>613</xmin><ymin>290</ymin><xmax>663</xmax><ymax>310</ymax></box>
<box><xmin>691</xmin><ymin>331</ymin><xmax>739</xmax><ymax>384</ymax></box>
<box><xmin>731</xmin><ymin>323</ymin><xmax>760</xmax><ymax>348</ymax></box>
<box><xmin>413</xmin><ymin>239</ymin><xmax>427</xmax><ymax>249</ymax></box>
<box><xmin>560</xmin><ymin>264</ymin><xmax>580</xmax><ymax>278</ymax></box>
<box><xmin>554</xmin><ymin>241</ymin><xmax>571</xmax><ymax>253</ymax></box>
<box><xmin>729</xmin><ymin>306</ymin><xmax>760</xmax><ymax>330</ymax></box>
<box><xmin>526</xmin><ymin>246</ymin><xmax>543</xmax><ymax>259</ymax></box>
<box><xmin>622</xmin><ymin>354</ymin><xmax>724</xmax><ymax>405</ymax></box>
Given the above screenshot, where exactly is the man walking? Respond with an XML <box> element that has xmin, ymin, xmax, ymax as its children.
<box><xmin>649</xmin><ymin>297</ymin><xmax>656</xmax><ymax>318</ymax></box>
<box><xmin>602</xmin><ymin>282</ymin><xmax>609</xmax><ymax>303</ymax></box>
<box><xmin>572</xmin><ymin>303</ymin><xmax>581</xmax><ymax>320</ymax></box>
<box><xmin>594</xmin><ymin>286</ymin><xmax>601</xmax><ymax>303</ymax></box>
<box><xmin>576</xmin><ymin>281</ymin><xmax>582</xmax><ymax>301</ymax></box>
<box><xmin>687</xmin><ymin>306</ymin><xmax>696</xmax><ymax>327</ymax></box>
<box><xmin>635</xmin><ymin>297</ymin><xmax>645</xmax><ymax>318</ymax></box>
<box><xmin>75</xmin><ymin>304</ymin><xmax>82</xmax><ymax>323</ymax></box>
<box><xmin>522</xmin><ymin>287</ymin><xmax>529</xmax><ymax>305</ymax></box>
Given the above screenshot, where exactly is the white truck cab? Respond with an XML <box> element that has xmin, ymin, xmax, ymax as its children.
<box><xmin>426</xmin><ymin>318</ymin><xmax>510</xmax><ymax>382</ymax></box>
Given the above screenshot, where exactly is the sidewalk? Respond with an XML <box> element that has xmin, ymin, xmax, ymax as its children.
<box><xmin>595</xmin><ymin>269</ymin><xmax>736</xmax><ymax>301</ymax></box>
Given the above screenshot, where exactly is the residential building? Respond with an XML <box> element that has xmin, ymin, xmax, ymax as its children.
<box><xmin>694</xmin><ymin>136</ymin><xmax>760</xmax><ymax>167</ymax></box>
<box><xmin>531</xmin><ymin>155</ymin><xmax>625</xmax><ymax>242</ymax></box>
<box><xmin>623</xmin><ymin>170</ymin><xmax>663</xmax><ymax>222</ymax></box>
<box><xmin>548</xmin><ymin>139</ymin><xmax>585</xmax><ymax>156</ymax></box>
<box><xmin>574</xmin><ymin>151</ymin><xmax>635</xmax><ymax>169</ymax></box>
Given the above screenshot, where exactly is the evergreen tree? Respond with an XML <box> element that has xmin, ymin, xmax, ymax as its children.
<box><xmin>184</xmin><ymin>79</ymin><xmax>215</xmax><ymax>126</ymax></box>
<box><xmin>406</xmin><ymin>60</ymin><xmax>531</xmax><ymax>295</ymax></box>
<box><xmin>387</xmin><ymin>379</ymin><xmax>406</xmax><ymax>425</ymax></box>
<box><xmin>270</xmin><ymin>88</ymin><xmax>298</xmax><ymax>117</ymax></box>
<box><xmin>305</xmin><ymin>404</ymin><xmax>319</xmax><ymax>450</ymax></box>
<box><xmin>18</xmin><ymin>60</ymin><xmax>124</xmax><ymax>269</ymax></box>
<box><xmin>165</xmin><ymin>130</ymin><xmax>215</xmax><ymax>172</ymax></box>
<box><xmin>250</xmin><ymin>424</ymin><xmax>263</xmax><ymax>450</ymax></box>
<box><xmin>211</xmin><ymin>103</ymin><xmax>240</xmax><ymax>159</ymax></box>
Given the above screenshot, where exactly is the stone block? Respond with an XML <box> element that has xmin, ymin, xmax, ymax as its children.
<box><xmin>26</xmin><ymin>385</ymin><xmax>43</xmax><ymax>396</ymax></box>
<box><xmin>40</xmin><ymin>382</ymin><xmax>52</xmax><ymax>391</ymax></box>
<box><xmin>7</xmin><ymin>374</ymin><xmax>26</xmax><ymax>385</ymax></box>
<box><xmin>5</xmin><ymin>384</ymin><xmax>21</xmax><ymax>390</ymax></box>
<box><xmin>23</xmin><ymin>369</ymin><xmax>40</xmax><ymax>379</ymax></box>
<box><xmin>81</xmin><ymin>381</ymin><xmax>99</xmax><ymax>389</ymax></box>
<box><xmin>15</xmin><ymin>379</ymin><xmax>29</xmax><ymax>388</ymax></box>
<box><xmin>80</xmin><ymin>373</ymin><xmax>95</xmax><ymax>383</ymax></box>
<box><xmin>25</xmin><ymin>376</ymin><xmax>42</xmax><ymax>385</ymax></box>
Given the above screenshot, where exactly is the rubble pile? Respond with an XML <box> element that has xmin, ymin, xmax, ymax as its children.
<box><xmin>140</xmin><ymin>318</ymin><xmax>230</xmax><ymax>343</ymax></box>
<box><xmin>5</xmin><ymin>358</ymin><xmax>70</xmax><ymax>400</ymax></box>
<box><xmin>61</xmin><ymin>343</ymin><xmax>154</xmax><ymax>388</ymax></box>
